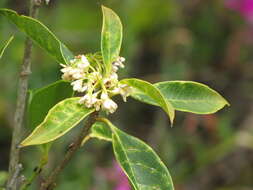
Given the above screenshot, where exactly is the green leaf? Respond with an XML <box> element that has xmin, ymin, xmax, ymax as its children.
<box><xmin>101</xmin><ymin>6</ymin><xmax>123</xmax><ymax>75</ymax></box>
<box><xmin>20</xmin><ymin>97</ymin><xmax>95</xmax><ymax>147</ymax></box>
<box><xmin>90</xmin><ymin>122</ymin><xmax>112</xmax><ymax>141</ymax></box>
<box><xmin>81</xmin><ymin>121</ymin><xmax>112</xmax><ymax>145</ymax></box>
<box><xmin>100</xmin><ymin>119</ymin><xmax>174</xmax><ymax>190</ymax></box>
<box><xmin>0</xmin><ymin>9</ymin><xmax>74</xmax><ymax>64</ymax></box>
<box><xmin>28</xmin><ymin>81</ymin><xmax>73</xmax><ymax>152</ymax></box>
<box><xmin>0</xmin><ymin>35</ymin><xmax>14</xmax><ymax>59</ymax></box>
<box><xmin>28</xmin><ymin>80</ymin><xmax>74</xmax><ymax>130</ymax></box>
<box><xmin>130</xmin><ymin>81</ymin><xmax>229</xmax><ymax>114</ymax></box>
<box><xmin>156</xmin><ymin>81</ymin><xmax>229</xmax><ymax>114</ymax></box>
<box><xmin>89</xmin><ymin>121</ymin><xmax>112</xmax><ymax>141</ymax></box>
<box><xmin>120</xmin><ymin>78</ymin><xmax>175</xmax><ymax>123</ymax></box>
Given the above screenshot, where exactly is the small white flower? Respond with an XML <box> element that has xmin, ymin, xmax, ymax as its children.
<box><xmin>101</xmin><ymin>92</ymin><xmax>109</xmax><ymax>100</ymax></box>
<box><xmin>81</xmin><ymin>55</ymin><xmax>90</xmax><ymax>65</ymax></box>
<box><xmin>69</xmin><ymin>68</ymin><xmax>80</xmax><ymax>75</ymax></box>
<box><xmin>76</xmin><ymin>55</ymin><xmax>90</xmax><ymax>70</ymax></box>
<box><xmin>60</xmin><ymin>65</ymin><xmax>74</xmax><ymax>80</ymax></box>
<box><xmin>72</xmin><ymin>72</ymin><xmax>83</xmax><ymax>80</ymax></box>
<box><xmin>61</xmin><ymin>73</ymin><xmax>72</xmax><ymax>81</ymax></box>
<box><xmin>89</xmin><ymin>71</ymin><xmax>101</xmax><ymax>83</ymax></box>
<box><xmin>119</xmin><ymin>57</ymin><xmax>125</xmax><ymax>63</ymax></box>
<box><xmin>103</xmin><ymin>73</ymin><xmax>118</xmax><ymax>88</ymax></box>
<box><xmin>112</xmin><ymin>65</ymin><xmax>119</xmax><ymax>72</ymax></box>
<box><xmin>111</xmin><ymin>87</ymin><xmax>120</xmax><ymax>94</ymax></box>
<box><xmin>118</xmin><ymin>62</ymin><xmax>125</xmax><ymax>68</ymax></box>
<box><xmin>113</xmin><ymin>57</ymin><xmax>125</xmax><ymax>68</ymax></box>
<box><xmin>70</xmin><ymin>59</ymin><xmax>76</xmax><ymax>64</ymax></box>
<box><xmin>93</xmin><ymin>99</ymin><xmax>102</xmax><ymax>111</ymax></box>
<box><xmin>60</xmin><ymin>66</ymin><xmax>72</xmax><ymax>73</ymax></box>
<box><xmin>100</xmin><ymin>92</ymin><xmax>118</xmax><ymax>113</ymax></box>
<box><xmin>79</xmin><ymin>93</ymin><xmax>98</xmax><ymax>108</ymax></box>
<box><xmin>119</xmin><ymin>84</ymin><xmax>132</xmax><ymax>102</ymax></box>
<box><xmin>102</xmin><ymin>98</ymin><xmax>118</xmax><ymax>113</ymax></box>
<box><xmin>110</xmin><ymin>73</ymin><xmax>118</xmax><ymax>81</ymax></box>
<box><xmin>71</xmin><ymin>79</ymin><xmax>86</xmax><ymax>92</ymax></box>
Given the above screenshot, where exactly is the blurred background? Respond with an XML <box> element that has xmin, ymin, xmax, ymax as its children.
<box><xmin>1</xmin><ymin>0</ymin><xmax>253</xmax><ymax>189</ymax></box>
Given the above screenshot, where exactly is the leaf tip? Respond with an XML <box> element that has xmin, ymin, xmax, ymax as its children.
<box><xmin>18</xmin><ymin>142</ymin><xmax>27</xmax><ymax>148</ymax></box>
<box><xmin>225</xmin><ymin>99</ymin><xmax>230</xmax><ymax>107</ymax></box>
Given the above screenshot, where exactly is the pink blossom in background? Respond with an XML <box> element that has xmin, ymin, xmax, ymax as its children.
<box><xmin>94</xmin><ymin>161</ymin><xmax>131</xmax><ymax>190</ymax></box>
<box><xmin>225</xmin><ymin>0</ymin><xmax>253</xmax><ymax>22</ymax></box>
<box><xmin>113</xmin><ymin>161</ymin><xmax>131</xmax><ymax>190</ymax></box>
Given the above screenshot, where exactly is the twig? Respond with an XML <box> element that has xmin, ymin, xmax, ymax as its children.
<box><xmin>40</xmin><ymin>112</ymin><xmax>99</xmax><ymax>190</ymax></box>
<box><xmin>6</xmin><ymin>1</ymin><xmax>42</xmax><ymax>190</ymax></box>
<box><xmin>6</xmin><ymin>164</ymin><xmax>23</xmax><ymax>189</ymax></box>
<box><xmin>20</xmin><ymin>154</ymin><xmax>48</xmax><ymax>190</ymax></box>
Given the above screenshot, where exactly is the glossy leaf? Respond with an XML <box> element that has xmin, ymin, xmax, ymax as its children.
<box><xmin>130</xmin><ymin>81</ymin><xmax>229</xmax><ymax>114</ymax></box>
<box><xmin>120</xmin><ymin>78</ymin><xmax>175</xmax><ymax>123</ymax></box>
<box><xmin>156</xmin><ymin>81</ymin><xmax>229</xmax><ymax>113</ymax></box>
<box><xmin>0</xmin><ymin>9</ymin><xmax>74</xmax><ymax>64</ymax></box>
<box><xmin>100</xmin><ymin>119</ymin><xmax>174</xmax><ymax>190</ymax></box>
<box><xmin>28</xmin><ymin>81</ymin><xmax>73</xmax><ymax>152</ymax></box>
<box><xmin>0</xmin><ymin>35</ymin><xmax>14</xmax><ymax>59</ymax></box>
<box><xmin>90</xmin><ymin>122</ymin><xmax>112</xmax><ymax>141</ymax></box>
<box><xmin>20</xmin><ymin>97</ymin><xmax>95</xmax><ymax>146</ymax></box>
<box><xmin>28</xmin><ymin>80</ymin><xmax>74</xmax><ymax>130</ymax></box>
<box><xmin>101</xmin><ymin>6</ymin><xmax>123</xmax><ymax>75</ymax></box>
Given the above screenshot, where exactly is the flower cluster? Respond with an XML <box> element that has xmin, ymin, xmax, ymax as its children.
<box><xmin>60</xmin><ymin>54</ymin><xmax>131</xmax><ymax>113</ymax></box>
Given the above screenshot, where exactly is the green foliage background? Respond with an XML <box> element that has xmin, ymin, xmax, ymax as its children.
<box><xmin>1</xmin><ymin>0</ymin><xmax>253</xmax><ymax>189</ymax></box>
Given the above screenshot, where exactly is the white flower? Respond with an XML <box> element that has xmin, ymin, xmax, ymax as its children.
<box><xmin>72</xmin><ymin>72</ymin><xmax>83</xmax><ymax>80</ymax></box>
<box><xmin>102</xmin><ymin>98</ymin><xmax>118</xmax><ymax>113</ymax></box>
<box><xmin>69</xmin><ymin>68</ymin><xmax>80</xmax><ymax>75</ymax></box>
<box><xmin>111</xmin><ymin>87</ymin><xmax>120</xmax><ymax>94</ymax></box>
<box><xmin>61</xmin><ymin>73</ymin><xmax>72</xmax><ymax>81</ymax></box>
<box><xmin>101</xmin><ymin>92</ymin><xmax>109</xmax><ymax>100</ymax></box>
<box><xmin>110</xmin><ymin>73</ymin><xmax>118</xmax><ymax>81</ymax></box>
<box><xmin>100</xmin><ymin>92</ymin><xmax>118</xmax><ymax>113</ymax></box>
<box><xmin>93</xmin><ymin>99</ymin><xmax>102</xmax><ymax>111</ymax></box>
<box><xmin>112</xmin><ymin>65</ymin><xmax>119</xmax><ymax>72</ymax></box>
<box><xmin>110</xmin><ymin>84</ymin><xmax>131</xmax><ymax>102</ymax></box>
<box><xmin>113</xmin><ymin>56</ymin><xmax>125</xmax><ymax>69</ymax></box>
<box><xmin>70</xmin><ymin>59</ymin><xmax>76</xmax><ymax>64</ymax></box>
<box><xmin>79</xmin><ymin>93</ymin><xmax>98</xmax><ymax>108</ymax></box>
<box><xmin>119</xmin><ymin>84</ymin><xmax>132</xmax><ymax>102</ymax></box>
<box><xmin>71</xmin><ymin>79</ymin><xmax>87</xmax><ymax>92</ymax></box>
<box><xmin>119</xmin><ymin>57</ymin><xmax>125</xmax><ymax>63</ymax></box>
<box><xmin>60</xmin><ymin>64</ymin><xmax>74</xmax><ymax>80</ymax></box>
<box><xmin>89</xmin><ymin>71</ymin><xmax>102</xmax><ymax>83</ymax></box>
<box><xmin>60</xmin><ymin>66</ymin><xmax>71</xmax><ymax>73</ymax></box>
<box><xmin>71</xmin><ymin>79</ymin><xmax>82</xmax><ymax>91</ymax></box>
<box><xmin>77</xmin><ymin>55</ymin><xmax>90</xmax><ymax>69</ymax></box>
<box><xmin>81</xmin><ymin>55</ymin><xmax>90</xmax><ymax>65</ymax></box>
<box><xmin>103</xmin><ymin>73</ymin><xmax>118</xmax><ymax>88</ymax></box>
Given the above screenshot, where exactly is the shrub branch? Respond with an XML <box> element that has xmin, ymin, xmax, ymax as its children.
<box><xmin>40</xmin><ymin>112</ymin><xmax>98</xmax><ymax>190</ymax></box>
<box><xmin>6</xmin><ymin>1</ymin><xmax>42</xmax><ymax>189</ymax></box>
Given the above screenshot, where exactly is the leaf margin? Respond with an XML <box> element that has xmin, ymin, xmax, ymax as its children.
<box><xmin>120</xmin><ymin>78</ymin><xmax>175</xmax><ymax>123</ymax></box>
<box><xmin>20</xmin><ymin>97</ymin><xmax>95</xmax><ymax>147</ymax></box>
<box><xmin>0</xmin><ymin>35</ymin><xmax>14</xmax><ymax>59</ymax></box>
<box><xmin>0</xmin><ymin>8</ymin><xmax>74</xmax><ymax>64</ymax></box>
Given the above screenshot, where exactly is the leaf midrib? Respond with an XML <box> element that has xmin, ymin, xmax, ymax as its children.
<box><xmin>113</xmin><ymin>132</ymin><xmax>139</xmax><ymax>190</ymax></box>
